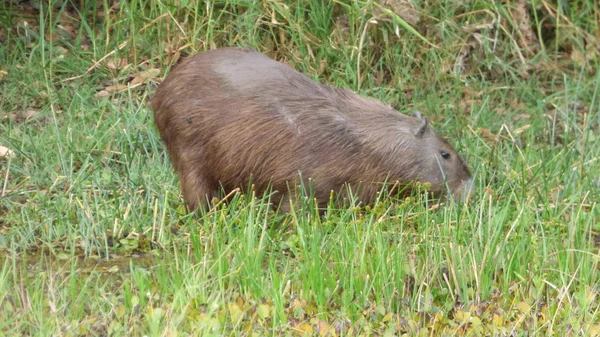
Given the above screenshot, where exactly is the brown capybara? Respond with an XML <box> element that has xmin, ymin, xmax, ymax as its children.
<box><xmin>150</xmin><ymin>47</ymin><xmax>473</xmax><ymax>212</ymax></box>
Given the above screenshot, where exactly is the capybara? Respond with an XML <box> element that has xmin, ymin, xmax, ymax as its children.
<box><xmin>150</xmin><ymin>47</ymin><xmax>473</xmax><ymax>212</ymax></box>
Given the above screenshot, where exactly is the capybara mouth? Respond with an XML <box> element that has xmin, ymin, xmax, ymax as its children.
<box><xmin>452</xmin><ymin>178</ymin><xmax>475</xmax><ymax>204</ymax></box>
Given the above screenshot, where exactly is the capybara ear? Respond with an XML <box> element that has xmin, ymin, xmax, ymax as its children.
<box><xmin>413</xmin><ymin>111</ymin><xmax>429</xmax><ymax>139</ymax></box>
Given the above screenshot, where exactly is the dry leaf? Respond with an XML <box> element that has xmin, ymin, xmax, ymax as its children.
<box><xmin>257</xmin><ymin>303</ymin><xmax>271</xmax><ymax>319</ymax></box>
<box><xmin>166</xmin><ymin>51</ymin><xmax>181</xmax><ymax>66</ymax></box>
<box><xmin>454</xmin><ymin>309</ymin><xmax>471</xmax><ymax>323</ymax></box>
<box><xmin>513</xmin><ymin>124</ymin><xmax>531</xmax><ymax>135</ymax></box>
<box><xmin>45</xmin><ymin>30</ymin><xmax>61</xmax><ymax>43</ymax></box>
<box><xmin>492</xmin><ymin>311</ymin><xmax>504</xmax><ymax>326</ymax></box>
<box><xmin>129</xmin><ymin>68</ymin><xmax>160</xmax><ymax>86</ymax></box>
<box><xmin>297</xmin><ymin>322</ymin><xmax>313</xmax><ymax>334</ymax></box>
<box><xmin>55</xmin><ymin>46</ymin><xmax>69</xmax><ymax>55</ymax></box>
<box><xmin>317</xmin><ymin>320</ymin><xmax>330</xmax><ymax>336</ymax></box>
<box><xmin>509</xmin><ymin>97</ymin><xmax>526</xmax><ymax>110</ymax></box>
<box><xmin>494</xmin><ymin>107</ymin><xmax>509</xmax><ymax>116</ymax></box>
<box><xmin>513</xmin><ymin>113</ymin><xmax>531</xmax><ymax>120</ymax></box>
<box><xmin>464</xmin><ymin>22</ymin><xmax>496</xmax><ymax>33</ymax></box>
<box><xmin>480</xmin><ymin>128</ymin><xmax>498</xmax><ymax>142</ymax></box>
<box><xmin>516</xmin><ymin>301</ymin><xmax>531</xmax><ymax>313</ymax></box>
<box><xmin>454</xmin><ymin>35</ymin><xmax>480</xmax><ymax>75</ymax></box>
<box><xmin>103</xmin><ymin>83</ymin><xmax>128</xmax><ymax>93</ymax></box>
<box><xmin>106</xmin><ymin>58</ymin><xmax>129</xmax><ymax>70</ymax></box>
<box><xmin>57</xmin><ymin>23</ymin><xmax>77</xmax><ymax>39</ymax></box>
<box><xmin>0</xmin><ymin>146</ymin><xmax>15</xmax><ymax>159</ymax></box>
<box><xmin>334</xmin><ymin>14</ymin><xmax>350</xmax><ymax>38</ymax></box>
<box><xmin>290</xmin><ymin>298</ymin><xmax>307</xmax><ymax>310</ymax></box>
<box><xmin>227</xmin><ymin>302</ymin><xmax>244</xmax><ymax>323</ymax></box>
<box><xmin>571</xmin><ymin>48</ymin><xmax>586</xmax><ymax>67</ymax></box>
<box><xmin>95</xmin><ymin>90</ymin><xmax>110</xmax><ymax>97</ymax></box>
<box><xmin>23</xmin><ymin>109</ymin><xmax>39</xmax><ymax>120</ymax></box>
<box><xmin>374</xmin><ymin>0</ymin><xmax>420</xmax><ymax>26</ymax></box>
<box><xmin>511</xmin><ymin>0</ymin><xmax>539</xmax><ymax>55</ymax></box>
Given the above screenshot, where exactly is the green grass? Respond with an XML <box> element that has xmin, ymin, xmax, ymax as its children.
<box><xmin>0</xmin><ymin>0</ymin><xmax>599</xmax><ymax>335</ymax></box>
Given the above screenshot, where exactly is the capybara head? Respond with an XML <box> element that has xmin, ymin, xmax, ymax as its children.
<box><xmin>150</xmin><ymin>47</ymin><xmax>474</xmax><ymax>212</ymax></box>
<box><xmin>407</xmin><ymin>111</ymin><xmax>473</xmax><ymax>201</ymax></box>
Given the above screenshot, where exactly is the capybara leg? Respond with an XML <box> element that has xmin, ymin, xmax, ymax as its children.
<box><xmin>276</xmin><ymin>195</ymin><xmax>291</xmax><ymax>214</ymax></box>
<box><xmin>180</xmin><ymin>170</ymin><xmax>216</xmax><ymax>213</ymax></box>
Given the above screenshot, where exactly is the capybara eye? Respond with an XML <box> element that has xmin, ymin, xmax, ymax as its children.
<box><xmin>441</xmin><ymin>151</ymin><xmax>451</xmax><ymax>159</ymax></box>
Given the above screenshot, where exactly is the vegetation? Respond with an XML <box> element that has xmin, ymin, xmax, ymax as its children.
<box><xmin>0</xmin><ymin>0</ymin><xmax>598</xmax><ymax>335</ymax></box>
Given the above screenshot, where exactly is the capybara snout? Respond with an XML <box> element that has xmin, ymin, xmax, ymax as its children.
<box><xmin>150</xmin><ymin>47</ymin><xmax>473</xmax><ymax>212</ymax></box>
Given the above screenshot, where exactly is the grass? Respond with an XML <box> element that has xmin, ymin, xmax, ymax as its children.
<box><xmin>0</xmin><ymin>0</ymin><xmax>599</xmax><ymax>335</ymax></box>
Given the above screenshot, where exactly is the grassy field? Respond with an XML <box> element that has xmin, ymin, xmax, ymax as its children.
<box><xmin>0</xmin><ymin>0</ymin><xmax>599</xmax><ymax>335</ymax></box>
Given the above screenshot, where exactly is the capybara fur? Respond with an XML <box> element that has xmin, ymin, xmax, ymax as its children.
<box><xmin>150</xmin><ymin>47</ymin><xmax>473</xmax><ymax>212</ymax></box>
